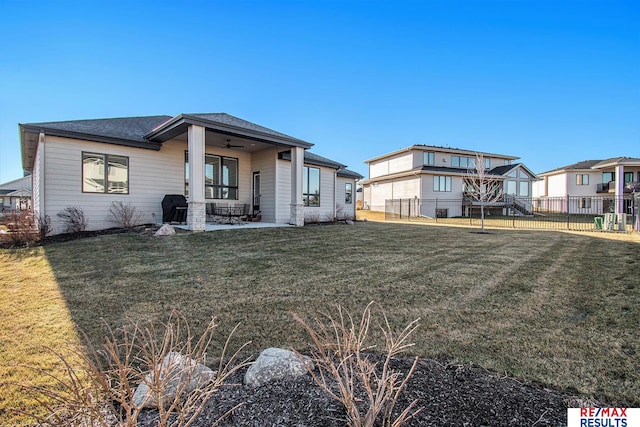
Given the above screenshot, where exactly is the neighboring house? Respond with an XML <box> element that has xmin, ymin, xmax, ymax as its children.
<box><xmin>532</xmin><ymin>157</ymin><xmax>640</xmax><ymax>215</ymax></box>
<box><xmin>360</xmin><ymin>145</ymin><xmax>537</xmax><ymax>218</ymax></box>
<box><xmin>0</xmin><ymin>175</ymin><xmax>32</xmax><ymax>211</ymax></box>
<box><xmin>19</xmin><ymin>113</ymin><xmax>362</xmax><ymax>235</ymax></box>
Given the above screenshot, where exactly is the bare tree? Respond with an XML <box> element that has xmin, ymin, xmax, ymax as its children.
<box><xmin>463</xmin><ymin>153</ymin><xmax>503</xmax><ymax>233</ymax></box>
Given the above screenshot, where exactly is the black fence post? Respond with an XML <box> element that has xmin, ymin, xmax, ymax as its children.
<box><xmin>566</xmin><ymin>194</ymin><xmax>570</xmax><ymax>230</ymax></box>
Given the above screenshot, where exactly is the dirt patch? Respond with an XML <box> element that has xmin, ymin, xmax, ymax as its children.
<box><xmin>138</xmin><ymin>356</ymin><xmax>585</xmax><ymax>426</ymax></box>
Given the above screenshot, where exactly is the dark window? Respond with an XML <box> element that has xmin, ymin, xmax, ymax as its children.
<box><xmin>424</xmin><ymin>152</ymin><xmax>435</xmax><ymax>166</ymax></box>
<box><xmin>185</xmin><ymin>152</ymin><xmax>238</xmax><ymax>199</ymax></box>
<box><xmin>436</xmin><ymin>208</ymin><xmax>448</xmax><ymax>218</ymax></box>
<box><xmin>624</xmin><ymin>172</ymin><xmax>633</xmax><ymax>184</ymax></box>
<box><xmin>345</xmin><ymin>183</ymin><xmax>353</xmax><ymax>204</ymax></box>
<box><xmin>303</xmin><ymin>166</ymin><xmax>320</xmax><ymax>207</ymax></box>
<box><xmin>433</xmin><ymin>176</ymin><xmax>451</xmax><ymax>192</ymax></box>
<box><xmin>576</xmin><ymin>174</ymin><xmax>589</xmax><ymax>185</ymax></box>
<box><xmin>602</xmin><ymin>172</ymin><xmax>615</xmax><ymax>183</ymax></box>
<box><xmin>82</xmin><ymin>152</ymin><xmax>129</xmax><ymax>194</ymax></box>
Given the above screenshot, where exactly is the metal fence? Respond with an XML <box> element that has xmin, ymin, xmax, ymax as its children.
<box><xmin>385</xmin><ymin>195</ymin><xmax>640</xmax><ymax>232</ymax></box>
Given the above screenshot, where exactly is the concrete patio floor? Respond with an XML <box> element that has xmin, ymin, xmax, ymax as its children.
<box><xmin>175</xmin><ymin>222</ymin><xmax>293</xmax><ymax>232</ymax></box>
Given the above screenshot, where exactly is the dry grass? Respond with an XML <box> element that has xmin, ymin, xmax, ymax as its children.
<box><xmin>1</xmin><ymin>221</ymin><xmax>639</xmax><ymax>425</ymax></box>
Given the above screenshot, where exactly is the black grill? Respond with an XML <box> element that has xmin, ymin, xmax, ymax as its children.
<box><xmin>161</xmin><ymin>195</ymin><xmax>188</xmax><ymax>223</ymax></box>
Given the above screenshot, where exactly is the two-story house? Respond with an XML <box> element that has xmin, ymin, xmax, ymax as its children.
<box><xmin>532</xmin><ymin>157</ymin><xmax>640</xmax><ymax>216</ymax></box>
<box><xmin>360</xmin><ymin>145</ymin><xmax>537</xmax><ymax>218</ymax></box>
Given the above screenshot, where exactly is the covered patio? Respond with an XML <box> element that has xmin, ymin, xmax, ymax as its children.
<box><xmin>145</xmin><ymin>113</ymin><xmax>313</xmax><ymax>231</ymax></box>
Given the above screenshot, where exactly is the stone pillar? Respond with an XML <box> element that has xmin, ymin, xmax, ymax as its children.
<box><xmin>615</xmin><ymin>165</ymin><xmax>624</xmax><ymax>216</ymax></box>
<box><xmin>187</xmin><ymin>125</ymin><xmax>206</xmax><ymax>232</ymax></box>
<box><xmin>290</xmin><ymin>147</ymin><xmax>304</xmax><ymax>226</ymax></box>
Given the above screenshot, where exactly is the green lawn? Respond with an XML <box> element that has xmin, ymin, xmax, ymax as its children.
<box><xmin>1</xmin><ymin>222</ymin><xmax>639</xmax><ymax>425</ymax></box>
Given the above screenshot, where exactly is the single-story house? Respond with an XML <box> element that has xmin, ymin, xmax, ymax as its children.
<box><xmin>0</xmin><ymin>175</ymin><xmax>32</xmax><ymax>211</ymax></box>
<box><xmin>19</xmin><ymin>113</ymin><xmax>362</xmax><ymax>235</ymax></box>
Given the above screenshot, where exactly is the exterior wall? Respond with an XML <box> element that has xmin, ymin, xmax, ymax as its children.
<box><xmin>336</xmin><ymin>176</ymin><xmax>357</xmax><ymax>220</ymax></box>
<box><xmin>546</xmin><ymin>174</ymin><xmax>567</xmax><ymax>197</ymax></box>
<box><xmin>366</xmin><ymin>176</ymin><xmax>421</xmax><ymax>213</ymax></box>
<box><xmin>42</xmin><ymin>135</ymin><xmax>186</xmax><ymax>234</ymax></box>
<box><xmin>566</xmin><ymin>171</ymin><xmax>601</xmax><ymax>196</ymax></box>
<box><xmin>33</xmin><ymin>142</ymin><xmax>43</xmax><ymax>218</ymax></box>
<box><xmin>276</xmin><ymin>159</ymin><xmax>338</xmax><ymax>223</ymax></box>
<box><xmin>250</xmin><ymin>148</ymin><xmax>278</xmax><ymax>223</ymax></box>
<box><xmin>369</xmin><ymin>152</ymin><xmax>414</xmax><ymax>178</ymax></box>
<box><xmin>532</xmin><ymin>179</ymin><xmax>546</xmax><ymax>198</ymax></box>
<box><xmin>420</xmin><ymin>174</ymin><xmax>464</xmax><ymax>217</ymax></box>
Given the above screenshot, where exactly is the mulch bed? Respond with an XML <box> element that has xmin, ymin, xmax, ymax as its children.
<box><xmin>138</xmin><ymin>356</ymin><xmax>583</xmax><ymax>427</ymax></box>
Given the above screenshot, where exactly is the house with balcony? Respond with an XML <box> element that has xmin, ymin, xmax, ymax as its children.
<box><xmin>19</xmin><ymin>113</ymin><xmax>362</xmax><ymax>235</ymax></box>
<box><xmin>0</xmin><ymin>175</ymin><xmax>32</xmax><ymax>212</ymax></box>
<box><xmin>532</xmin><ymin>157</ymin><xmax>640</xmax><ymax>216</ymax></box>
<box><xmin>360</xmin><ymin>145</ymin><xmax>537</xmax><ymax>218</ymax></box>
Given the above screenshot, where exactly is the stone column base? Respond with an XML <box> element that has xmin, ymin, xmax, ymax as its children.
<box><xmin>188</xmin><ymin>201</ymin><xmax>206</xmax><ymax>232</ymax></box>
<box><xmin>290</xmin><ymin>204</ymin><xmax>304</xmax><ymax>227</ymax></box>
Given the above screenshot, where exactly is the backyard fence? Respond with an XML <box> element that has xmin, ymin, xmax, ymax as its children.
<box><xmin>384</xmin><ymin>194</ymin><xmax>640</xmax><ymax>232</ymax></box>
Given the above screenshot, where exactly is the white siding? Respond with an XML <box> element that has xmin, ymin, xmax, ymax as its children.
<box><xmin>547</xmin><ymin>174</ymin><xmax>567</xmax><ymax>197</ymax></box>
<box><xmin>368</xmin><ymin>152</ymin><xmax>413</xmax><ymax>178</ymax></box>
<box><xmin>532</xmin><ymin>179</ymin><xmax>546</xmax><ymax>197</ymax></box>
<box><xmin>276</xmin><ymin>159</ymin><xmax>339</xmax><ymax>222</ymax></box>
<box><xmin>566</xmin><ymin>171</ymin><xmax>600</xmax><ymax>196</ymax></box>
<box><xmin>42</xmin><ymin>136</ymin><xmax>186</xmax><ymax>234</ymax></box>
<box><xmin>250</xmin><ymin>148</ymin><xmax>278</xmax><ymax>223</ymax></box>
<box><xmin>335</xmin><ymin>176</ymin><xmax>356</xmax><ymax>220</ymax></box>
<box><xmin>32</xmin><ymin>143</ymin><xmax>43</xmax><ymax>219</ymax></box>
<box><xmin>420</xmin><ymin>174</ymin><xmax>464</xmax><ymax>217</ymax></box>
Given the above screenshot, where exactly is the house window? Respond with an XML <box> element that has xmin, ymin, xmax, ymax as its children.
<box><xmin>576</xmin><ymin>174</ymin><xmax>589</xmax><ymax>185</ymax></box>
<box><xmin>184</xmin><ymin>152</ymin><xmax>238</xmax><ymax>199</ymax></box>
<box><xmin>519</xmin><ymin>181</ymin><xmax>529</xmax><ymax>197</ymax></box>
<box><xmin>345</xmin><ymin>183</ymin><xmax>353</xmax><ymax>204</ymax></box>
<box><xmin>451</xmin><ymin>155</ymin><xmax>474</xmax><ymax>169</ymax></box>
<box><xmin>303</xmin><ymin>166</ymin><xmax>320</xmax><ymax>207</ymax></box>
<box><xmin>504</xmin><ymin>159</ymin><xmax>512</xmax><ymax>165</ymax></box>
<box><xmin>433</xmin><ymin>176</ymin><xmax>451</xmax><ymax>192</ymax></box>
<box><xmin>506</xmin><ymin>180</ymin><xmax>517</xmax><ymax>195</ymax></box>
<box><xmin>602</xmin><ymin>172</ymin><xmax>615</xmax><ymax>183</ymax></box>
<box><xmin>485</xmin><ymin>157</ymin><xmax>491</xmax><ymax>169</ymax></box>
<box><xmin>82</xmin><ymin>152</ymin><xmax>129</xmax><ymax>194</ymax></box>
<box><xmin>424</xmin><ymin>152</ymin><xmax>435</xmax><ymax>166</ymax></box>
<box><xmin>435</xmin><ymin>208</ymin><xmax>448</xmax><ymax>218</ymax></box>
<box><xmin>624</xmin><ymin>172</ymin><xmax>633</xmax><ymax>184</ymax></box>
<box><xmin>580</xmin><ymin>197</ymin><xmax>592</xmax><ymax>209</ymax></box>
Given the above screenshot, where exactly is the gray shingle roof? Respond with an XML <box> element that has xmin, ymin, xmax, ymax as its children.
<box><xmin>188</xmin><ymin>113</ymin><xmax>307</xmax><ymax>144</ymax></box>
<box><xmin>337</xmin><ymin>169</ymin><xmax>364</xmax><ymax>179</ymax></box>
<box><xmin>23</xmin><ymin>116</ymin><xmax>172</xmax><ymax>143</ymax></box>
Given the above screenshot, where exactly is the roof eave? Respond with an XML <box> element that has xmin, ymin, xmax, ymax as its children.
<box><xmin>146</xmin><ymin>114</ymin><xmax>314</xmax><ymax>148</ymax></box>
<box><xmin>20</xmin><ymin>124</ymin><xmax>162</xmax><ymax>150</ymax></box>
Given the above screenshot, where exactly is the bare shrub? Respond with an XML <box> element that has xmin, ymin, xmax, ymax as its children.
<box><xmin>304</xmin><ymin>210</ymin><xmax>321</xmax><ymax>225</ymax></box>
<box><xmin>57</xmin><ymin>207</ymin><xmax>88</xmax><ymax>234</ymax></box>
<box><xmin>37</xmin><ymin>215</ymin><xmax>52</xmax><ymax>240</ymax></box>
<box><xmin>19</xmin><ymin>311</ymin><xmax>250</xmax><ymax>427</ymax></box>
<box><xmin>107</xmin><ymin>201</ymin><xmax>145</xmax><ymax>229</ymax></box>
<box><xmin>5</xmin><ymin>210</ymin><xmax>37</xmax><ymax>245</ymax></box>
<box><xmin>293</xmin><ymin>302</ymin><xmax>422</xmax><ymax>427</ymax></box>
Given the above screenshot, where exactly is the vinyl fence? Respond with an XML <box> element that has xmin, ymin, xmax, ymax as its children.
<box><xmin>384</xmin><ymin>195</ymin><xmax>640</xmax><ymax>232</ymax></box>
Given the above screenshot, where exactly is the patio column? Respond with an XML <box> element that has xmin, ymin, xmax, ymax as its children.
<box><xmin>187</xmin><ymin>125</ymin><xmax>206</xmax><ymax>232</ymax></box>
<box><xmin>290</xmin><ymin>146</ymin><xmax>304</xmax><ymax>226</ymax></box>
<box><xmin>615</xmin><ymin>165</ymin><xmax>625</xmax><ymax>216</ymax></box>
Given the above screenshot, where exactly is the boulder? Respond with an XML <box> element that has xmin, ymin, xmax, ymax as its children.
<box><xmin>133</xmin><ymin>352</ymin><xmax>214</xmax><ymax>408</ymax></box>
<box><xmin>244</xmin><ymin>348</ymin><xmax>313</xmax><ymax>388</ymax></box>
<box><xmin>154</xmin><ymin>224</ymin><xmax>176</xmax><ymax>236</ymax></box>
<box><xmin>346</xmin><ymin>220</ymin><xmax>354</xmax><ymax>225</ymax></box>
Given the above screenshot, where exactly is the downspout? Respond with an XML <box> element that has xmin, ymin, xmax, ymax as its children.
<box><xmin>38</xmin><ymin>131</ymin><xmax>46</xmax><ymax>223</ymax></box>
<box><xmin>333</xmin><ymin>169</ymin><xmax>337</xmax><ymax>221</ymax></box>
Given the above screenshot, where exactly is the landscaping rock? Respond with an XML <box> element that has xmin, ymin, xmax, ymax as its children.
<box><xmin>244</xmin><ymin>348</ymin><xmax>314</xmax><ymax>388</ymax></box>
<box><xmin>154</xmin><ymin>224</ymin><xmax>176</xmax><ymax>236</ymax></box>
<box><xmin>133</xmin><ymin>352</ymin><xmax>214</xmax><ymax>408</ymax></box>
<box><xmin>346</xmin><ymin>220</ymin><xmax>354</xmax><ymax>225</ymax></box>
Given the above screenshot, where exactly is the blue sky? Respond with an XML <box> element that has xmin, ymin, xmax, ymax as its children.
<box><xmin>0</xmin><ymin>0</ymin><xmax>638</xmax><ymax>183</ymax></box>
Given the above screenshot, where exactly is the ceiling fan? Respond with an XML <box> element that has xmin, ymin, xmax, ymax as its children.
<box><xmin>223</xmin><ymin>139</ymin><xmax>244</xmax><ymax>149</ymax></box>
